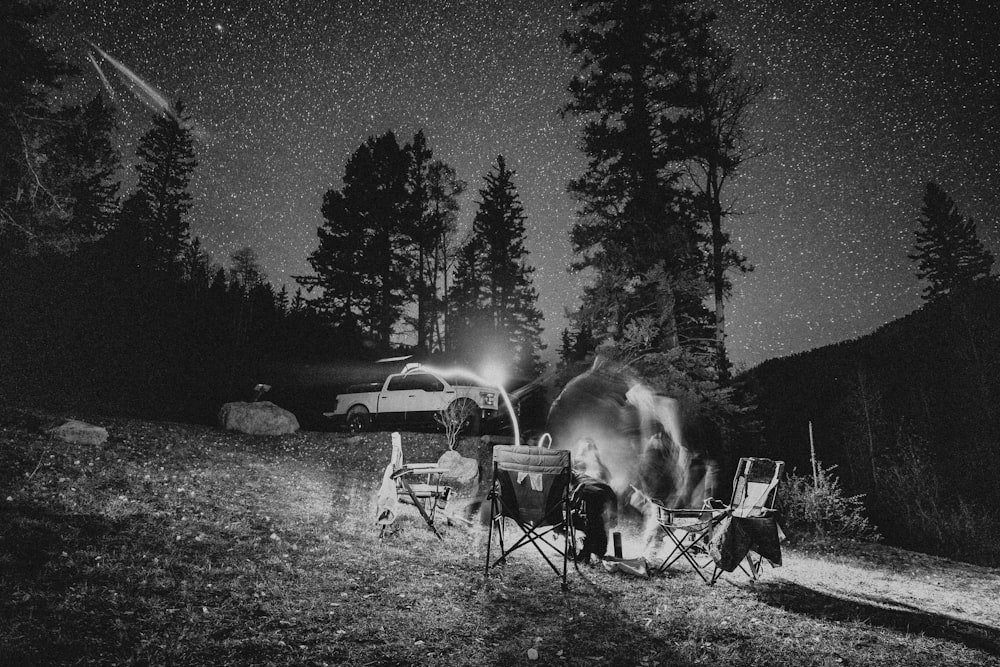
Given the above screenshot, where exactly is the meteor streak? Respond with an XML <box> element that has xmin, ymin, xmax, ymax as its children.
<box><xmin>85</xmin><ymin>39</ymin><xmax>177</xmax><ymax>122</ymax></box>
<box><xmin>86</xmin><ymin>51</ymin><xmax>117</xmax><ymax>102</ymax></box>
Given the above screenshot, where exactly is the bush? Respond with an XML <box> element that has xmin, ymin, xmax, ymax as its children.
<box><xmin>779</xmin><ymin>462</ymin><xmax>880</xmax><ymax>542</ymax></box>
<box><xmin>872</xmin><ymin>442</ymin><xmax>1000</xmax><ymax>565</ymax></box>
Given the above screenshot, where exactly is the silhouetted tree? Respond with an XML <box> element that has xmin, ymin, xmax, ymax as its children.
<box><xmin>450</xmin><ymin>155</ymin><xmax>544</xmax><ymax>376</ymax></box>
<box><xmin>558</xmin><ymin>328</ymin><xmax>575</xmax><ymax>365</ymax></box>
<box><xmin>562</xmin><ymin>0</ymin><xmax>715</xmax><ymax>353</ymax></box>
<box><xmin>299</xmin><ymin>132</ymin><xmax>411</xmax><ymax>348</ymax></box>
<box><xmin>403</xmin><ymin>131</ymin><xmax>465</xmax><ymax>352</ymax></box>
<box><xmin>678</xmin><ymin>38</ymin><xmax>763</xmax><ymax>377</ymax></box>
<box><xmin>909</xmin><ymin>181</ymin><xmax>994</xmax><ymax>301</ymax></box>
<box><xmin>120</xmin><ymin>100</ymin><xmax>197</xmax><ymax>276</ymax></box>
<box><xmin>229</xmin><ymin>246</ymin><xmax>265</xmax><ymax>295</ymax></box>
<box><xmin>44</xmin><ymin>95</ymin><xmax>121</xmax><ymax>236</ymax></box>
<box><xmin>0</xmin><ymin>2</ymin><xmax>92</xmax><ymax>254</ymax></box>
<box><xmin>426</xmin><ymin>160</ymin><xmax>465</xmax><ymax>351</ymax></box>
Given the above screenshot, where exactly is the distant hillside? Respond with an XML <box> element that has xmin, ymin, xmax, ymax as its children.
<box><xmin>741</xmin><ymin>279</ymin><xmax>1000</xmax><ymax>564</ymax></box>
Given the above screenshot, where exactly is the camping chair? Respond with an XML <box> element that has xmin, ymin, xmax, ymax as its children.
<box><xmin>650</xmin><ymin>498</ymin><xmax>728</xmax><ymax>584</ymax></box>
<box><xmin>651</xmin><ymin>457</ymin><xmax>784</xmax><ymax>584</ymax></box>
<box><xmin>484</xmin><ymin>445</ymin><xmax>576</xmax><ymax>591</ymax></box>
<box><xmin>375</xmin><ymin>432</ymin><xmax>453</xmax><ymax>540</ymax></box>
<box><xmin>723</xmin><ymin>457</ymin><xmax>785</xmax><ymax>580</ymax></box>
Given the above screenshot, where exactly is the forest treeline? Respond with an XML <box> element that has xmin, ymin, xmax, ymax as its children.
<box><xmin>744</xmin><ymin>279</ymin><xmax>1000</xmax><ymax>564</ymax></box>
<box><xmin>744</xmin><ymin>181</ymin><xmax>999</xmax><ymax>564</ymax></box>
<box><xmin>1</xmin><ymin>3</ymin><xmax>547</xmax><ymax>420</ymax></box>
<box><xmin>3</xmin><ymin>1</ymin><xmax>761</xmax><ymax>425</ymax></box>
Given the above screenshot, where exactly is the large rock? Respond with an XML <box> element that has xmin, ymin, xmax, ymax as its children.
<box><xmin>437</xmin><ymin>449</ymin><xmax>480</xmax><ymax>491</ymax></box>
<box><xmin>218</xmin><ymin>401</ymin><xmax>299</xmax><ymax>435</ymax></box>
<box><xmin>47</xmin><ymin>419</ymin><xmax>108</xmax><ymax>445</ymax></box>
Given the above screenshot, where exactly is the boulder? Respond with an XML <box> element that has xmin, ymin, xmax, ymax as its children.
<box><xmin>46</xmin><ymin>419</ymin><xmax>108</xmax><ymax>445</ymax></box>
<box><xmin>437</xmin><ymin>449</ymin><xmax>480</xmax><ymax>490</ymax></box>
<box><xmin>218</xmin><ymin>401</ymin><xmax>299</xmax><ymax>435</ymax></box>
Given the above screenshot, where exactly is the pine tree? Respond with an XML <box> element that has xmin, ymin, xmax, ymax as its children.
<box><xmin>450</xmin><ymin>156</ymin><xmax>544</xmax><ymax>376</ymax></box>
<box><xmin>403</xmin><ymin>131</ymin><xmax>465</xmax><ymax>352</ymax></box>
<box><xmin>909</xmin><ymin>182</ymin><xmax>994</xmax><ymax>301</ymax></box>
<box><xmin>425</xmin><ymin>160</ymin><xmax>465</xmax><ymax>351</ymax></box>
<box><xmin>405</xmin><ymin>130</ymin><xmax>434</xmax><ymax>351</ymax></box>
<box><xmin>562</xmin><ymin>0</ymin><xmax>714</xmax><ymax>352</ymax></box>
<box><xmin>678</xmin><ymin>38</ymin><xmax>763</xmax><ymax>377</ymax></box>
<box><xmin>0</xmin><ymin>1</ymin><xmax>80</xmax><ymax>254</ymax></box>
<box><xmin>126</xmin><ymin>100</ymin><xmax>197</xmax><ymax>275</ymax></box>
<box><xmin>558</xmin><ymin>328</ymin><xmax>576</xmax><ymax>365</ymax></box>
<box><xmin>229</xmin><ymin>246</ymin><xmax>265</xmax><ymax>296</ymax></box>
<box><xmin>299</xmin><ymin>131</ymin><xmax>411</xmax><ymax>348</ymax></box>
<box><xmin>45</xmin><ymin>95</ymin><xmax>122</xmax><ymax>236</ymax></box>
<box><xmin>182</xmin><ymin>236</ymin><xmax>215</xmax><ymax>289</ymax></box>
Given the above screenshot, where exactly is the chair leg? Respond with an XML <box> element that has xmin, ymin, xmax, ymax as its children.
<box><xmin>657</xmin><ymin>530</ymin><xmax>713</xmax><ymax>584</ymax></box>
<box><xmin>484</xmin><ymin>516</ymin><xmax>494</xmax><ymax>578</ymax></box>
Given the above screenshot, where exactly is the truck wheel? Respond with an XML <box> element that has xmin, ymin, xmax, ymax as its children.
<box><xmin>346</xmin><ymin>406</ymin><xmax>370</xmax><ymax>434</ymax></box>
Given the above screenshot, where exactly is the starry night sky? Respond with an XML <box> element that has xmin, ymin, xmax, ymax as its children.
<box><xmin>41</xmin><ymin>0</ymin><xmax>1000</xmax><ymax>368</ymax></box>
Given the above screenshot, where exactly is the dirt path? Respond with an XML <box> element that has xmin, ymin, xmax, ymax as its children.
<box><xmin>772</xmin><ymin>542</ymin><xmax>1000</xmax><ymax>628</ymax></box>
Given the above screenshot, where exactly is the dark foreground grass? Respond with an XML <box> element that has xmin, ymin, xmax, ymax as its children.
<box><xmin>2</xmin><ymin>406</ymin><xmax>998</xmax><ymax>666</ymax></box>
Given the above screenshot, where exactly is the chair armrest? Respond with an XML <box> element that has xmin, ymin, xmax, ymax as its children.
<box><xmin>393</xmin><ymin>464</ymin><xmax>448</xmax><ymax>479</ymax></box>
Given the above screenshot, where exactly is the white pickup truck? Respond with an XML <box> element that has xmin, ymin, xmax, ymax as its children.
<box><xmin>325</xmin><ymin>366</ymin><xmax>501</xmax><ymax>434</ymax></box>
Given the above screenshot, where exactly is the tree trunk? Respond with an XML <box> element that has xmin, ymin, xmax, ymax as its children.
<box><xmin>710</xmin><ymin>177</ymin><xmax>728</xmax><ymax>378</ymax></box>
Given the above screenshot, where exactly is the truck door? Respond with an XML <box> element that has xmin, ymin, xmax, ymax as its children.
<box><xmin>378</xmin><ymin>374</ymin><xmax>411</xmax><ymax>425</ymax></box>
<box><xmin>408</xmin><ymin>373</ymin><xmax>447</xmax><ymax>425</ymax></box>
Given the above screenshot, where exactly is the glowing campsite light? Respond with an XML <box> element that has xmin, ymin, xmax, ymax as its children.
<box><xmin>402</xmin><ymin>362</ymin><xmax>520</xmax><ymax>447</ymax></box>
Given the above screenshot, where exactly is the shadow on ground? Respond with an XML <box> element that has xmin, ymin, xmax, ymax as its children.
<box><xmin>753</xmin><ymin>580</ymin><xmax>1000</xmax><ymax>657</ymax></box>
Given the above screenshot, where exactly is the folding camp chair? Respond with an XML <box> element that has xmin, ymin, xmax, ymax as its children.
<box><xmin>724</xmin><ymin>457</ymin><xmax>784</xmax><ymax>579</ymax></box>
<box><xmin>484</xmin><ymin>445</ymin><xmax>576</xmax><ymax>591</ymax></box>
<box><xmin>650</xmin><ymin>498</ymin><xmax>727</xmax><ymax>583</ymax></box>
<box><xmin>652</xmin><ymin>457</ymin><xmax>784</xmax><ymax>584</ymax></box>
<box><xmin>375</xmin><ymin>432</ymin><xmax>453</xmax><ymax>540</ymax></box>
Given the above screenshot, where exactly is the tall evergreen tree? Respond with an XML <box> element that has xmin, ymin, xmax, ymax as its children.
<box><xmin>450</xmin><ymin>155</ymin><xmax>544</xmax><ymax>376</ymax></box>
<box><xmin>0</xmin><ymin>1</ymin><xmax>79</xmax><ymax>254</ymax></box>
<box><xmin>123</xmin><ymin>100</ymin><xmax>197</xmax><ymax>275</ymax></box>
<box><xmin>299</xmin><ymin>131</ymin><xmax>411</xmax><ymax>348</ymax></box>
<box><xmin>405</xmin><ymin>130</ymin><xmax>435</xmax><ymax>351</ymax></box>
<box><xmin>403</xmin><ymin>131</ymin><xmax>465</xmax><ymax>353</ymax></box>
<box><xmin>558</xmin><ymin>327</ymin><xmax>576</xmax><ymax>365</ymax></box>
<box><xmin>297</xmin><ymin>185</ymin><xmax>368</xmax><ymax>340</ymax></box>
<box><xmin>909</xmin><ymin>181</ymin><xmax>994</xmax><ymax>301</ymax></box>
<box><xmin>562</xmin><ymin>0</ymin><xmax>714</xmax><ymax>353</ymax></box>
<box><xmin>44</xmin><ymin>94</ymin><xmax>122</xmax><ymax>236</ymax></box>
<box><xmin>678</xmin><ymin>37</ymin><xmax>763</xmax><ymax>377</ymax></box>
<box><xmin>425</xmin><ymin>160</ymin><xmax>465</xmax><ymax>351</ymax></box>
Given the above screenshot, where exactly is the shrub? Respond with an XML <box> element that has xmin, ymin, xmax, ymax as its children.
<box><xmin>434</xmin><ymin>400</ymin><xmax>478</xmax><ymax>450</ymax></box>
<box><xmin>872</xmin><ymin>442</ymin><xmax>1000</xmax><ymax>565</ymax></box>
<box><xmin>779</xmin><ymin>462</ymin><xmax>880</xmax><ymax>542</ymax></box>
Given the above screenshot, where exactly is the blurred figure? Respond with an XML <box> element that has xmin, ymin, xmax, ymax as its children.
<box><xmin>571</xmin><ymin>439</ymin><xmax>616</xmax><ymax>563</ymax></box>
<box><xmin>546</xmin><ymin>356</ymin><xmax>722</xmax><ymax>556</ymax></box>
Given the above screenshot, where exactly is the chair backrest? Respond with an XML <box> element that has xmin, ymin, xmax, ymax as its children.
<box><xmin>730</xmin><ymin>457</ymin><xmax>784</xmax><ymax>518</ymax></box>
<box><xmin>390</xmin><ymin>432</ymin><xmax>404</xmax><ymax>472</ymax></box>
<box><xmin>492</xmin><ymin>445</ymin><xmax>572</xmax><ymax>526</ymax></box>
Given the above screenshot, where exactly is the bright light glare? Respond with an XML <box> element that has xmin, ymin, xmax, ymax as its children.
<box><xmin>417</xmin><ymin>363</ymin><xmax>519</xmax><ymax>447</ymax></box>
<box><xmin>480</xmin><ymin>361</ymin><xmax>506</xmax><ymax>387</ymax></box>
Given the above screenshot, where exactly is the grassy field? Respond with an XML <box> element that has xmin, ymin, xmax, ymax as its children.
<box><xmin>2</xmin><ymin>406</ymin><xmax>999</xmax><ymax>666</ymax></box>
